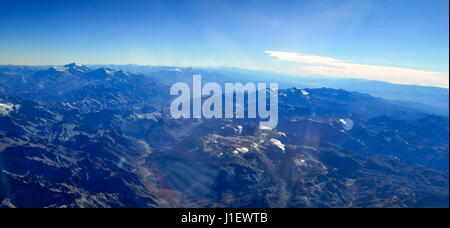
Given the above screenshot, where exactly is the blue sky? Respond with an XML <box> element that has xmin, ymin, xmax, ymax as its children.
<box><xmin>0</xmin><ymin>0</ymin><xmax>448</xmax><ymax>87</ymax></box>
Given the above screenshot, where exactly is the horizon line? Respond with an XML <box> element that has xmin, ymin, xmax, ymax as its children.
<box><xmin>1</xmin><ymin>62</ymin><xmax>448</xmax><ymax>90</ymax></box>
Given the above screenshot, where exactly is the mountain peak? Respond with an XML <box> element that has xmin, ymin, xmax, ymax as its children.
<box><xmin>63</xmin><ymin>62</ymin><xmax>83</xmax><ymax>67</ymax></box>
<box><xmin>63</xmin><ymin>62</ymin><xmax>90</xmax><ymax>72</ymax></box>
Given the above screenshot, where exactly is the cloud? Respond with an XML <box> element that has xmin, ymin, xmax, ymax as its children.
<box><xmin>265</xmin><ymin>51</ymin><xmax>449</xmax><ymax>88</ymax></box>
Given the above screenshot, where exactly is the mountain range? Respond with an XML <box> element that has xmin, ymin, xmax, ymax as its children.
<box><xmin>0</xmin><ymin>63</ymin><xmax>448</xmax><ymax>208</ymax></box>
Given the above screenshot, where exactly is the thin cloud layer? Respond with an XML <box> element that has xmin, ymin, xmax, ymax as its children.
<box><xmin>266</xmin><ymin>51</ymin><xmax>449</xmax><ymax>88</ymax></box>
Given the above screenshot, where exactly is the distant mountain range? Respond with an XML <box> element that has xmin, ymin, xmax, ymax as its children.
<box><xmin>83</xmin><ymin>65</ymin><xmax>450</xmax><ymax>116</ymax></box>
<box><xmin>2</xmin><ymin>64</ymin><xmax>447</xmax><ymax>115</ymax></box>
<box><xmin>0</xmin><ymin>63</ymin><xmax>448</xmax><ymax>207</ymax></box>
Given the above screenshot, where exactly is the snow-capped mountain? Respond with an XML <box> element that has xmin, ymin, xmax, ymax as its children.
<box><xmin>63</xmin><ymin>62</ymin><xmax>90</xmax><ymax>73</ymax></box>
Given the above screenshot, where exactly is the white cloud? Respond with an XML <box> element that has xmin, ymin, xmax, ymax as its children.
<box><xmin>265</xmin><ymin>51</ymin><xmax>449</xmax><ymax>88</ymax></box>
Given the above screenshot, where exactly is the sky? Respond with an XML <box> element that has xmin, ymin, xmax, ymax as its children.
<box><xmin>0</xmin><ymin>0</ymin><xmax>449</xmax><ymax>88</ymax></box>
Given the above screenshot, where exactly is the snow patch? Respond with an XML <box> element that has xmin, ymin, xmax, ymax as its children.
<box><xmin>270</xmin><ymin>138</ymin><xmax>285</xmax><ymax>152</ymax></box>
<box><xmin>295</xmin><ymin>159</ymin><xmax>306</xmax><ymax>167</ymax></box>
<box><xmin>233</xmin><ymin>147</ymin><xmax>249</xmax><ymax>155</ymax></box>
<box><xmin>0</xmin><ymin>103</ymin><xmax>20</xmax><ymax>116</ymax></box>
<box><xmin>236</xmin><ymin>125</ymin><xmax>243</xmax><ymax>134</ymax></box>
<box><xmin>132</xmin><ymin>112</ymin><xmax>162</xmax><ymax>121</ymax></box>
<box><xmin>251</xmin><ymin>142</ymin><xmax>260</xmax><ymax>150</ymax></box>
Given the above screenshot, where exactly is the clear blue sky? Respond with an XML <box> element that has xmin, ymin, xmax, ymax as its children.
<box><xmin>0</xmin><ymin>0</ymin><xmax>448</xmax><ymax>87</ymax></box>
